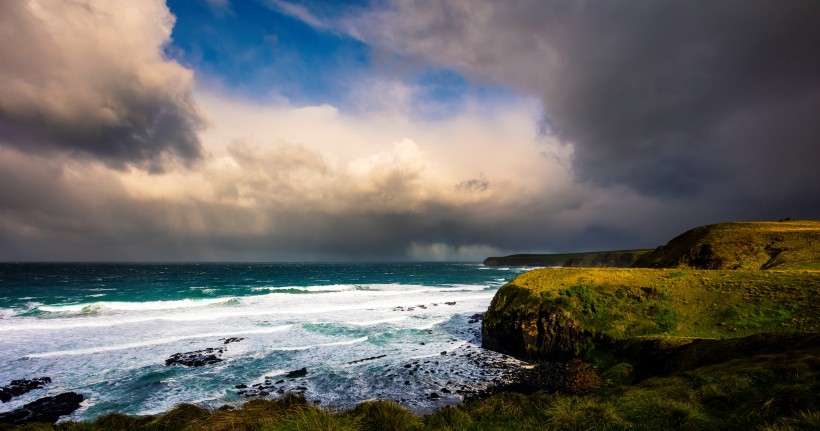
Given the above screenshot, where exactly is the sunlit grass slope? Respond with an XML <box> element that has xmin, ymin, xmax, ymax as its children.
<box><xmin>482</xmin><ymin>268</ymin><xmax>820</xmax><ymax>361</ymax></box>
<box><xmin>633</xmin><ymin>220</ymin><xmax>820</xmax><ymax>270</ymax></box>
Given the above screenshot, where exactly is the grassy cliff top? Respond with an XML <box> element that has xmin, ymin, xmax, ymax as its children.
<box><xmin>633</xmin><ymin>220</ymin><xmax>820</xmax><ymax>270</ymax></box>
<box><xmin>486</xmin><ymin>268</ymin><xmax>820</xmax><ymax>343</ymax></box>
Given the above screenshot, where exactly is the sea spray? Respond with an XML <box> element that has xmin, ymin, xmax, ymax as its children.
<box><xmin>0</xmin><ymin>263</ymin><xmax>530</xmax><ymax>420</ymax></box>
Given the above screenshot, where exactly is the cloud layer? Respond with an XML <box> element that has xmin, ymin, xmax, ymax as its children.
<box><xmin>0</xmin><ymin>0</ymin><xmax>204</xmax><ymax>171</ymax></box>
<box><xmin>340</xmin><ymin>0</ymin><xmax>820</xmax><ymax>198</ymax></box>
<box><xmin>0</xmin><ymin>0</ymin><xmax>818</xmax><ymax>261</ymax></box>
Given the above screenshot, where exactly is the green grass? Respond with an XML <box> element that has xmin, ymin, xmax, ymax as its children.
<box><xmin>633</xmin><ymin>220</ymin><xmax>820</xmax><ymax>270</ymax></box>
<box><xmin>482</xmin><ymin>268</ymin><xmax>820</xmax><ymax>361</ymax></box>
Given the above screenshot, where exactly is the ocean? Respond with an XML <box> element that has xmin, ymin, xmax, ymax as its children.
<box><xmin>0</xmin><ymin>263</ymin><xmax>529</xmax><ymax>420</ymax></box>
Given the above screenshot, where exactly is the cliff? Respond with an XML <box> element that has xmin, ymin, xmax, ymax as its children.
<box><xmin>483</xmin><ymin>249</ymin><xmax>650</xmax><ymax>267</ymax></box>
<box><xmin>482</xmin><ymin>268</ymin><xmax>820</xmax><ymax>362</ymax></box>
<box><xmin>632</xmin><ymin>220</ymin><xmax>820</xmax><ymax>270</ymax></box>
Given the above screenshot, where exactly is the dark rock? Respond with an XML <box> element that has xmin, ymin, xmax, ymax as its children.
<box><xmin>430</xmin><ymin>392</ymin><xmax>439</xmax><ymax>399</ymax></box>
<box><xmin>441</xmin><ymin>388</ymin><xmax>451</xmax><ymax>393</ymax></box>
<box><xmin>286</xmin><ymin>368</ymin><xmax>308</xmax><ymax>378</ymax></box>
<box><xmin>0</xmin><ymin>392</ymin><xmax>84</xmax><ymax>425</ymax></box>
<box><xmin>221</xmin><ymin>337</ymin><xmax>245</xmax><ymax>344</ymax></box>
<box><xmin>165</xmin><ymin>347</ymin><xmax>224</xmax><ymax>367</ymax></box>
<box><xmin>234</xmin><ymin>384</ymin><xmax>247</xmax><ymax>389</ymax></box>
<box><xmin>0</xmin><ymin>377</ymin><xmax>51</xmax><ymax>403</ymax></box>
<box><xmin>344</xmin><ymin>354</ymin><xmax>387</xmax><ymax>365</ymax></box>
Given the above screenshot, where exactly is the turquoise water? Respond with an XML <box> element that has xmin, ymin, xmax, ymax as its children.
<box><xmin>0</xmin><ymin>263</ymin><xmax>528</xmax><ymax>420</ymax></box>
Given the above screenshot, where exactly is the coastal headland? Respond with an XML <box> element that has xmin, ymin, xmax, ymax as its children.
<box><xmin>3</xmin><ymin>220</ymin><xmax>819</xmax><ymax>430</ymax></box>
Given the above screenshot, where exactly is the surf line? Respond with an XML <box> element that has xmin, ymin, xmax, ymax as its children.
<box><xmin>25</xmin><ymin>325</ymin><xmax>293</xmax><ymax>358</ymax></box>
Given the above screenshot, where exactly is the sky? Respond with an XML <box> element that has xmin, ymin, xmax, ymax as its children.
<box><xmin>0</xmin><ymin>0</ymin><xmax>818</xmax><ymax>262</ymax></box>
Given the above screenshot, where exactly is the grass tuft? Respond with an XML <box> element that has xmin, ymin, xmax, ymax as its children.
<box><xmin>423</xmin><ymin>406</ymin><xmax>473</xmax><ymax>431</ymax></box>
<box><xmin>352</xmin><ymin>400</ymin><xmax>421</xmax><ymax>431</ymax></box>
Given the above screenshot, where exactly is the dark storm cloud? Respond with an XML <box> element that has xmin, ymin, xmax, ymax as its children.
<box><xmin>0</xmin><ymin>0</ymin><xmax>204</xmax><ymax>171</ymax></box>
<box><xmin>345</xmin><ymin>0</ymin><xmax>820</xmax><ymax>199</ymax></box>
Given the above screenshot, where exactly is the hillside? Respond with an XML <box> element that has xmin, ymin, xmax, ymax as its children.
<box><xmin>482</xmin><ymin>268</ymin><xmax>820</xmax><ymax>361</ymax></box>
<box><xmin>483</xmin><ymin>249</ymin><xmax>650</xmax><ymax>267</ymax></box>
<box><xmin>480</xmin><ymin>266</ymin><xmax>820</xmax><ymax>429</ymax></box>
<box><xmin>632</xmin><ymin>220</ymin><xmax>820</xmax><ymax>270</ymax></box>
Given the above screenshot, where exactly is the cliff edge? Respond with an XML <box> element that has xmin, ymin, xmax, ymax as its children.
<box><xmin>482</xmin><ymin>268</ymin><xmax>820</xmax><ymax>362</ymax></box>
<box><xmin>632</xmin><ymin>220</ymin><xmax>820</xmax><ymax>270</ymax></box>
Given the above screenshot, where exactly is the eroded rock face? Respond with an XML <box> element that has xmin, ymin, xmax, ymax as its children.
<box><xmin>0</xmin><ymin>392</ymin><xmax>84</xmax><ymax>425</ymax></box>
<box><xmin>482</xmin><ymin>309</ymin><xmax>591</xmax><ymax>361</ymax></box>
<box><xmin>481</xmin><ymin>285</ymin><xmax>593</xmax><ymax>361</ymax></box>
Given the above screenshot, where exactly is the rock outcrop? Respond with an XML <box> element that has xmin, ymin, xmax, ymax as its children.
<box><xmin>1</xmin><ymin>377</ymin><xmax>51</xmax><ymax>403</ymax></box>
<box><xmin>165</xmin><ymin>347</ymin><xmax>224</xmax><ymax>367</ymax></box>
<box><xmin>0</xmin><ymin>392</ymin><xmax>84</xmax><ymax>425</ymax></box>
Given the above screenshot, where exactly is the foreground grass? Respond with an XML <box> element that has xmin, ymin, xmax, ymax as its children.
<box><xmin>4</xmin><ymin>338</ymin><xmax>818</xmax><ymax>431</ymax></box>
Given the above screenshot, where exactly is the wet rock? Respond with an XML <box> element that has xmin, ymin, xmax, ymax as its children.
<box><xmin>1</xmin><ymin>377</ymin><xmax>51</xmax><ymax>403</ymax></box>
<box><xmin>430</xmin><ymin>392</ymin><xmax>439</xmax><ymax>399</ymax></box>
<box><xmin>0</xmin><ymin>392</ymin><xmax>84</xmax><ymax>425</ymax></box>
<box><xmin>221</xmin><ymin>337</ymin><xmax>245</xmax><ymax>344</ymax></box>
<box><xmin>234</xmin><ymin>384</ymin><xmax>247</xmax><ymax>389</ymax></box>
<box><xmin>165</xmin><ymin>347</ymin><xmax>224</xmax><ymax>367</ymax></box>
<box><xmin>286</xmin><ymin>368</ymin><xmax>308</xmax><ymax>378</ymax></box>
<box><xmin>345</xmin><ymin>354</ymin><xmax>387</xmax><ymax>365</ymax></box>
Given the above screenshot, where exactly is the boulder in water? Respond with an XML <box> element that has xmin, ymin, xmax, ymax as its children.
<box><xmin>0</xmin><ymin>392</ymin><xmax>84</xmax><ymax>425</ymax></box>
<box><xmin>0</xmin><ymin>377</ymin><xmax>51</xmax><ymax>403</ymax></box>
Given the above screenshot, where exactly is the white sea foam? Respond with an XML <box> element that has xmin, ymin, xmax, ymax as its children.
<box><xmin>36</xmin><ymin>297</ymin><xmax>239</xmax><ymax>313</ymax></box>
<box><xmin>271</xmin><ymin>336</ymin><xmax>369</xmax><ymax>351</ymax></box>
<box><xmin>411</xmin><ymin>318</ymin><xmax>448</xmax><ymax>330</ymax></box>
<box><xmin>0</xmin><ymin>288</ymin><xmax>496</xmax><ymax>334</ymax></box>
<box><xmin>251</xmin><ymin>284</ymin><xmax>355</xmax><ymax>293</ymax></box>
<box><xmin>25</xmin><ymin>324</ymin><xmax>293</xmax><ymax>358</ymax></box>
<box><xmin>342</xmin><ymin>316</ymin><xmax>408</xmax><ymax>326</ymax></box>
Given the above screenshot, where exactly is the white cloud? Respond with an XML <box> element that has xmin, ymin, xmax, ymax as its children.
<box><xmin>0</xmin><ymin>0</ymin><xmax>203</xmax><ymax>170</ymax></box>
